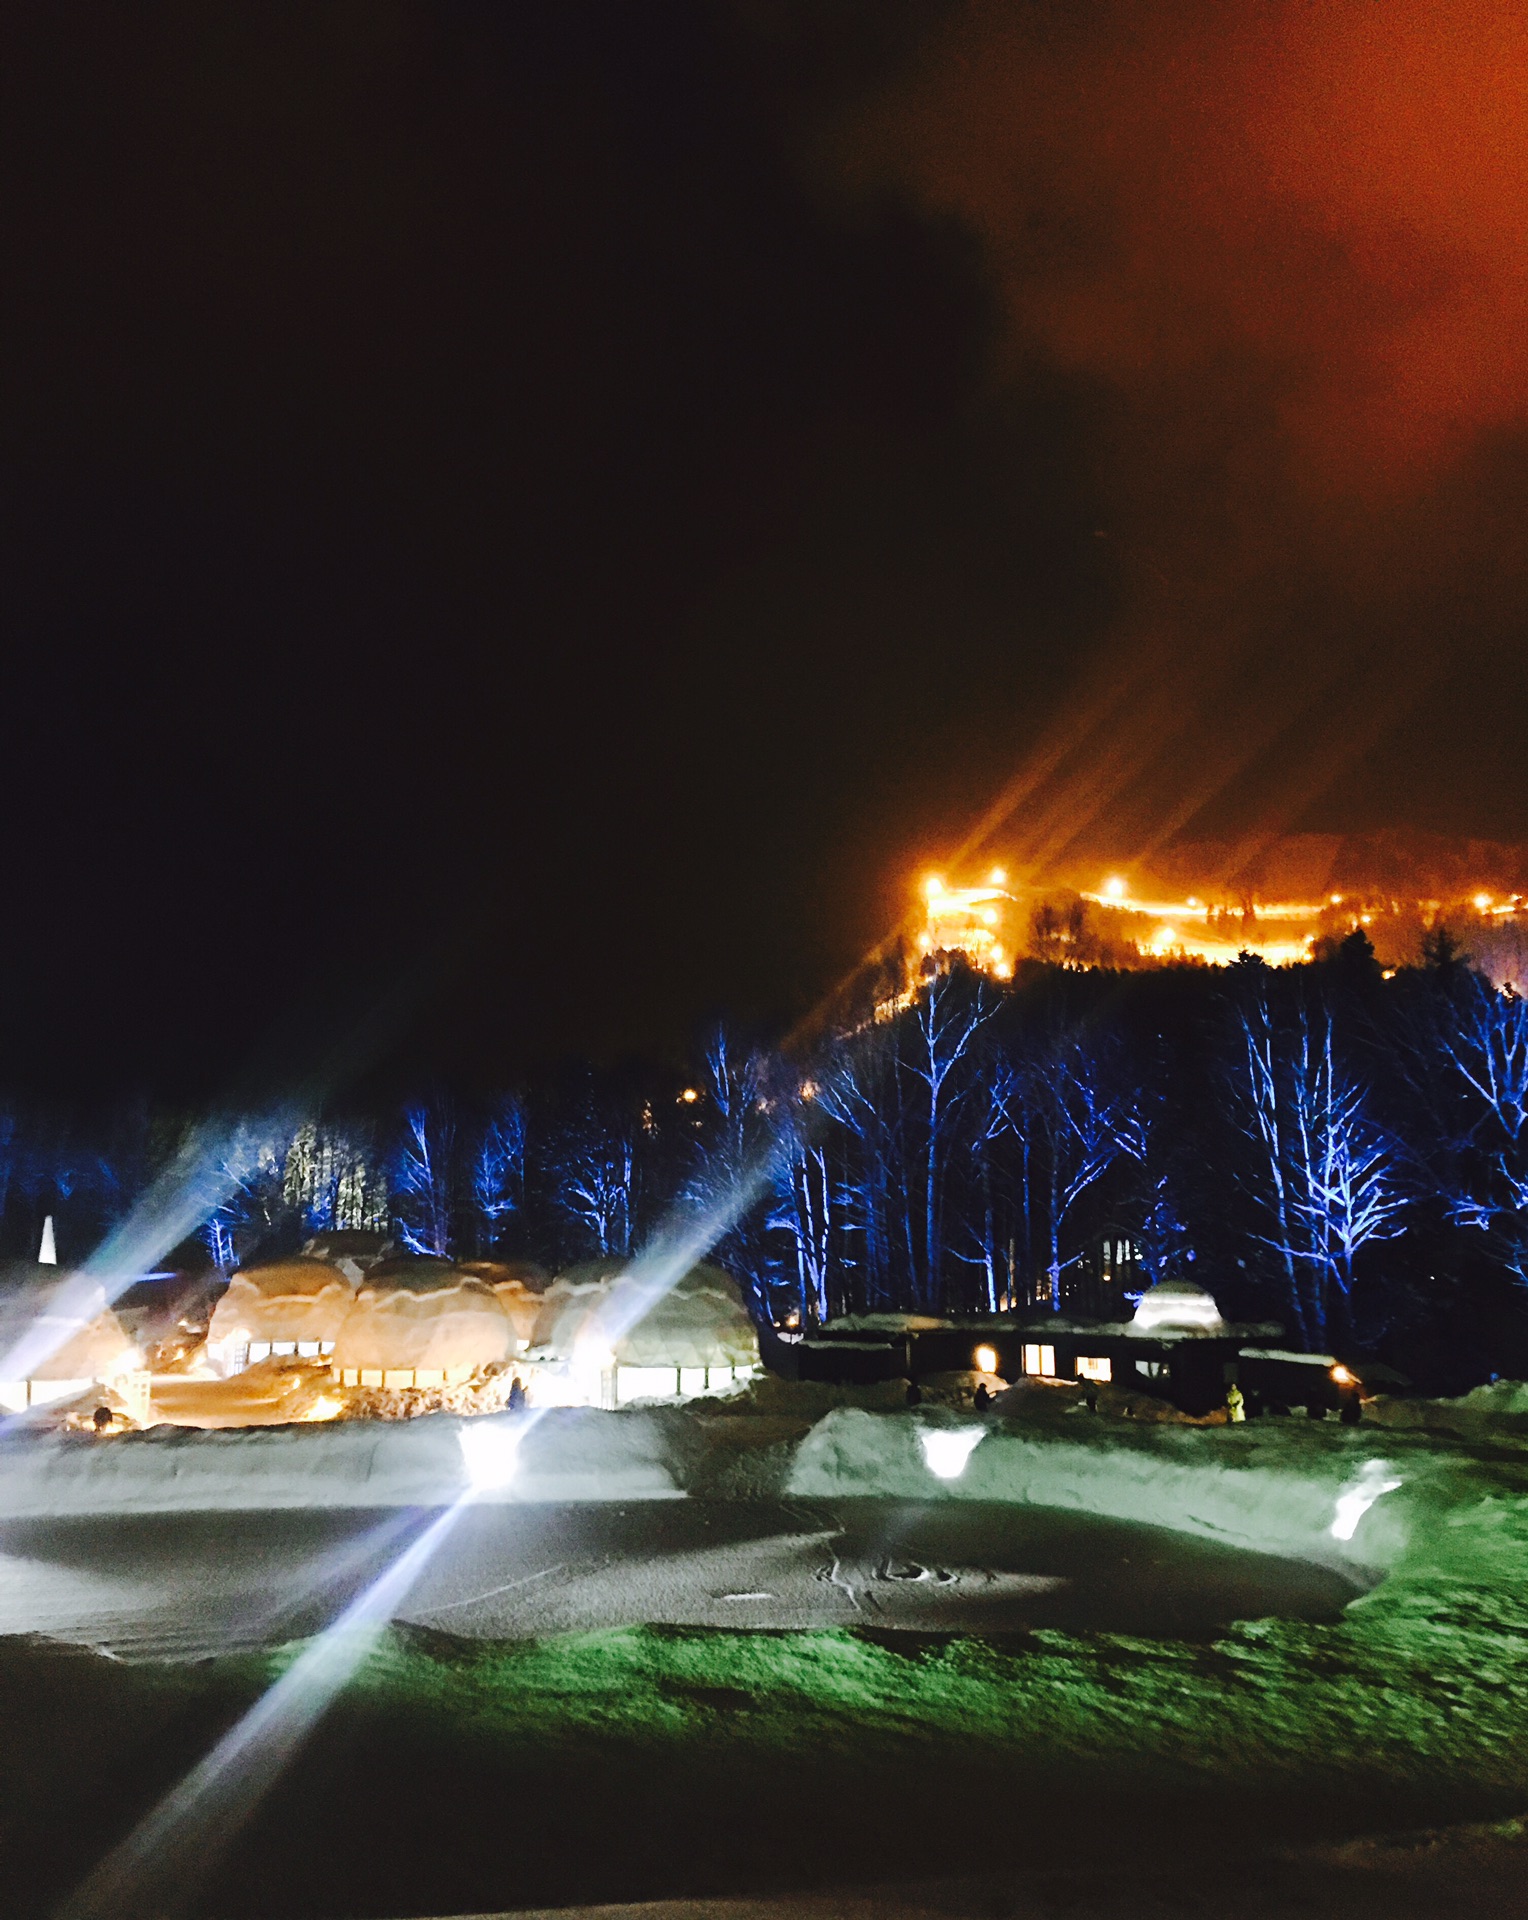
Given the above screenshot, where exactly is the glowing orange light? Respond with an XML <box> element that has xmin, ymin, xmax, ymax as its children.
<box><xmin>679</xmin><ymin>1088</ymin><xmax>700</xmax><ymax>1104</ymax></box>
<box><xmin>1104</xmin><ymin>876</ymin><xmax>1127</xmax><ymax>899</ymax></box>
<box><xmin>974</xmin><ymin>1344</ymin><xmax>998</xmax><ymax>1375</ymax></box>
<box><xmin>1473</xmin><ymin>892</ymin><xmax>1493</xmax><ymax>911</ymax></box>
<box><xmin>924</xmin><ymin>874</ymin><xmax>945</xmax><ymax>899</ymax></box>
<box><xmin>988</xmin><ymin>866</ymin><xmax>1006</xmax><ymax>885</ymax></box>
<box><xmin>1330</xmin><ymin>893</ymin><xmax>1343</xmax><ymax>905</ymax></box>
<box><xmin>1330</xmin><ymin>1364</ymin><xmax>1357</xmax><ymax>1387</ymax></box>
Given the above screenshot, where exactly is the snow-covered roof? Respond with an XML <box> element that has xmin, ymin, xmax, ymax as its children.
<box><xmin>1128</xmin><ymin>1280</ymin><xmax>1230</xmax><ymax>1337</ymax></box>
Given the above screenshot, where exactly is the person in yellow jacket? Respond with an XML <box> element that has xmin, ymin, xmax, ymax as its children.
<box><xmin>1225</xmin><ymin>1381</ymin><xmax>1246</xmax><ymax>1423</ymax></box>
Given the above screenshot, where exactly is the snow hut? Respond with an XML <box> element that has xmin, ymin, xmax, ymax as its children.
<box><xmin>329</xmin><ymin>1258</ymin><xmax>518</xmax><ymax>1390</ymax></box>
<box><xmin>207</xmin><ymin>1258</ymin><xmax>358</xmax><ymax>1375</ymax></box>
<box><xmin>458</xmin><ymin>1260</ymin><xmax>551</xmax><ymax>1349</ymax></box>
<box><xmin>0</xmin><ymin>1266</ymin><xmax>140</xmax><ymax>1412</ymax></box>
<box><xmin>537</xmin><ymin>1259</ymin><xmax>759</xmax><ymax>1402</ymax></box>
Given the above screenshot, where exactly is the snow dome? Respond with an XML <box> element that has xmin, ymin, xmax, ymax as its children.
<box><xmin>1128</xmin><ymin>1279</ymin><xmax>1230</xmax><ymax>1337</ymax></box>
<box><xmin>459</xmin><ymin>1259</ymin><xmax>551</xmax><ymax>1349</ymax></box>
<box><xmin>535</xmin><ymin>1259</ymin><xmax>758</xmax><ymax>1401</ymax></box>
<box><xmin>207</xmin><ymin>1258</ymin><xmax>357</xmax><ymax>1374</ymax></box>
<box><xmin>330</xmin><ymin>1261</ymin><xmax>518</xmax><ymax>1390</ymax></box>
<box><xmin>0</xmin><ymin>1267</ymin><xmax>140</xmax><ymax>1411</ymax></box>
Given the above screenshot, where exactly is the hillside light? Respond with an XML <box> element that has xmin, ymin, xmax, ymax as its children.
<box><xmin>1104</xmin><ymin>876</ymin><xmax>1127</xmax><ymax>899</ymax></box>
<box><xmin>925</xmin><ymin>874</ymin><xmax>945</xmax><ymax>899</ymax></box>
<box><xmin>1474</xmin><ymin>892</ymin><xmax>1493</xmax><ymax>911</ymax></box>
<box><xmin>919</xmin><ymin>1427</ymin><xmax>985</xmax><ymax>1480</ymax></box>
<box><xmin>988</xmin><ymin>866</ymin><xmax>1006</xmax><ymax>885</ymax></box>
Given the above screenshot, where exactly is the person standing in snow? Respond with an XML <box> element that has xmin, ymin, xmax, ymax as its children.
<box><xmin>1225</xmin><ymin>1382</ymin><xmax>1246</xmax><ymax>1423</ymax></box>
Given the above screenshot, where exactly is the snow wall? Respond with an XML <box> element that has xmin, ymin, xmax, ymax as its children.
<box><xmin>0</xmin><ymin>1409</ymin><xmax>681</xmax><ymax>1514</ymax></box>
<box><xmin>0</xmin><ymin>1401</ymin><xmax>1496</xmax><ymax>1587</ymax></box>
<box><xmin>784</xmin><ymin>1408</ymin><xmax>1465</xmax><ymax>1580</ymax></box>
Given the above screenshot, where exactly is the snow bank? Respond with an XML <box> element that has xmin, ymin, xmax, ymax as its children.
<box><xmin>0</xmin><ymin>1408</ymin><xmax>681</xmax><ymax>1515</ymax></box>
<box><xmin>785</xmin><ymin>1407</ymin><xmax>1433</xmax><ymax>1575</ymax></box>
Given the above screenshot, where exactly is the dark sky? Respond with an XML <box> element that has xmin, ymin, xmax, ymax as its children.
<box><xmin>3</xmin><ymin>2</ymin><xmax>1527</xmax><ymax>1099</ymax></box>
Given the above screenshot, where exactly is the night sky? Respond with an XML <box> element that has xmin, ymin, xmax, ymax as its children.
<box><xmin>4</xmin><ymin>2</ymin><xmax>1528</xmax><ymax>1098</ymax></box>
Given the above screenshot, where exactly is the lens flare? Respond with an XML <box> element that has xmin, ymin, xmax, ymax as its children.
<box><xmin>1329</xmin><ymin>1459</ymin><xmax>1402</xmax><ymax>1542</ymax></box>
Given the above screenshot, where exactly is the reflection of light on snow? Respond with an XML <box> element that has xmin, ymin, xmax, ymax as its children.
<box><xmin>458</xmin><ymin>1417</ymin><xmax>525</xmax><ymax>1490</ymax></box>
<box><xmin>1330</xmin><ymin>1459</ymin><xmax>1402</xmax><ymax>1541</ymax></box>
<box><xmin>919</xmin><ymin>1428</ymin><xmax>985</xmax><ymax>1480</ymax></box>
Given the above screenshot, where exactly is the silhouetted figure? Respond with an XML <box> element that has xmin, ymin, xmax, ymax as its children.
<box><xmin>1307</xmin><ymin>1404</ymin><xmax>1326</xmax><ymax>1420</ymax></box>
<box><xmin>1340</xmin><ymin>1395</ymin><xmax>1362</xmax><ymax>1426</ymax></box>
<box><xmin>92</xmin><ymin>1405</ymin><xmax>112</xmax><ymax>1432</ymax></box>
<box><xmin>905</xmin><ymin>1380</ymin><xmax>921</xmax><ymax>1408</ymax></box>
<box><xmin>974</xmin><ymin>1382</ymin><xmax>992</xmax><ymax>1411</ymax></box>
<box><xmin>507</xmin><ymin>1376</ymin><xmax>527</xmax><ymax>1414</ymax></box>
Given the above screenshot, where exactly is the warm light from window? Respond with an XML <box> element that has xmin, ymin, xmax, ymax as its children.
<box><xmin>973</xmin><ymin>1344</ymin><xmax>998</xmax><ymax>1375</ymax></box>
<box><xmin>1076</xmin><ymin>1355</ymin><xmax>1112</xmax><ymax>1383</ymax></box>
<box><xmin>1022</xmin><ymin>1343</ymin><xmax>1055</xmax><ymax>1376</ymax></box>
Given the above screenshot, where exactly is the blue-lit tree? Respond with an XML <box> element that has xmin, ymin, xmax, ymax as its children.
<box><xmin>1425</xmin><ymin>973</ymin><xmax>1528</xmax><ymax>1283</ymax></box>
<box><xmin>1016</xmin><ymin>1022</ymin><xmax>1144</xmax><ymax>1311</ymax></box>
<box><xmin>556</xmin><ymin>1101</ymin><xmax>638</xmax><ymax>1259</ymax></box>
<box><xmin>683</xmin><ymin>1031</ymin><xmax>780</xmax><ymax>1313</ymax></box>
<box><xmin>905</xmin><ymin>964</ymin><xmax>1000</xmax><ymax>1308</ymax></box>
<box><xmin>1227</xmin><ymin>986</ymin><xmax>1403</xmax><ymax>1347</ymax></box>
<box><xmin>471</xmin><ymin>1096</ymin><xmax>526</xmax><ymax>1255</ymax></box>
<box><xmin>391</xmin><ymin>1104</ymin><xmax>458</xmax><ymax>1258</ymax></box>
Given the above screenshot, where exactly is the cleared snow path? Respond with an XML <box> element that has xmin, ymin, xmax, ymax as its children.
<box><xmin>0</xmin><ymin>1499</ymin><xmax>1353</xmax><ymax>1657</ymax></box>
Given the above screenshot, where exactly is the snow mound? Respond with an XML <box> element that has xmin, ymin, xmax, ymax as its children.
<box><xmin>786</xmin><ymin>1406</ymin><xmax>1418</xmax><ymax>1573</ymax></box>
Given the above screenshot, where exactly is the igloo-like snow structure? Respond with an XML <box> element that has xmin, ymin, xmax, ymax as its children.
<box><xmin>330</xmin><ymin>1260</ymin><xmax>519</xmax><ymax>1390</ymax></box>
<box><xmin>534</xmin><ymin>1259</ymin><xmax>758</xmax><ymax>1402</ymax></box>
<box><xmin>0</xmin><ymin>1267</ymin><xmax>141</xmax><ymax>1411</ymax></box>
<box><xmin>207</xmin><ymin>1258</ymin><xmax>358</xmax><ymax>1375</ymax></box>
<box><xmin>1128</xmin><ymin>1279</ymin><xmax>1230</xmax><ymax>1337</ymax></box>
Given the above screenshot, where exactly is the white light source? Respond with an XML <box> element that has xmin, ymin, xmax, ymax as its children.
<box><xmin>458</xmin><ymin>1418</ymin><xmax>525</xmax><ymax>1491</ymax></box>
<box><xmin>1329</xmin><ymin>1459</ymin><xmax>1402</xmax><ymax>1542</ymax></box>
<box><xmin>919</xmin><ymin>1427</ymin><xmax>985</xmax><ymax>1480</ymax></box>
<box><xmin>973</xmin><ymin>1344</ymin><xmax>998</xmax><ymax>1375</ymax></box>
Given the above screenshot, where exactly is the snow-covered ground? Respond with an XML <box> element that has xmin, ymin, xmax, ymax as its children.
<box><xmin>5</xmin><ymin>1389</ymin><xmax>1528</xmax><ymax>1920</ymax></box>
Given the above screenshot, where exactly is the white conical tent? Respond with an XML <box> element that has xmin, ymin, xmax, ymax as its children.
<box><xmin>330</xmin><ymin>1262</ymin><xmax>519</xmax><ymax>1389</ymax></box>
<box><xmin>0</xmin><ymin>1268</ymin><xmax>139</xmax><ymax>1411</ymax></box>
<box><xmin>38</xmin><ymin>1216</ymin><xmax>57</xmax><ymax>1265</ymax></box>
<box><xmin>207</xmin><ymin>1258</ymin><xmax>358</xmax><ymax>1374</ymax></box>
